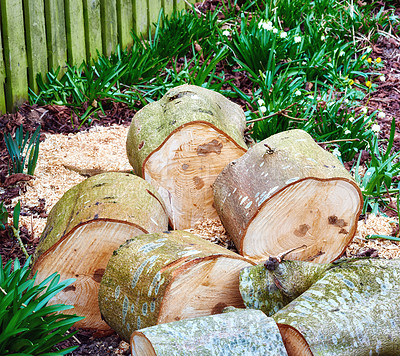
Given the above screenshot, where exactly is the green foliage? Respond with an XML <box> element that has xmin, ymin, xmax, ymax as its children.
<box><xmin>0</xmin><ymin>256</ymin><xmax>83</xmax><ymax>355</ymax></box>
<box><xmin>0</xmin><ymin>202</ymin><xmax>8</xmax><ymax>231</ymax></box>
<box><xmin>4</xmin><ymin>125</ymin><xmax>41</xmax><ymax>176</ymax></box>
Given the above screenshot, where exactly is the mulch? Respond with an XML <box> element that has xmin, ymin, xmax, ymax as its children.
<box><xmin>0</xmin><ymin>3</ymin><xmax>399</xmax><ymax>355</ymax></box>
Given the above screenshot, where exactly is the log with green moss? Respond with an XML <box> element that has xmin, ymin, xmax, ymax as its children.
<box><xmin>213</xmin><ymin>129</ymin><xmax>363</xmax><ymax>263</ymax></box>
<box><xmin>98</xmin><ymin>230</ymin><xmax>255</xmax><ymax>341</ymax></box>
<box><xmin>32</xmin><ymin>173</ymin><xmax>168</xmax><ymax>330</ymax></box>
<box><xmin>130</xmin><ymin>307</ymin><xmax>288</xmax><ymax>355</ymax></box>
<box><xmin>126</xmin><ymin>84</ymin><xmax>247</xmax><ymax>230</ymax></box>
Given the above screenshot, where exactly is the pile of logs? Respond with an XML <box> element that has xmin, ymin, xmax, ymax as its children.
<box><xmin>31</xmin><ymin>84</ymin><xmax>395</xmax><ymax>356</ymax></box>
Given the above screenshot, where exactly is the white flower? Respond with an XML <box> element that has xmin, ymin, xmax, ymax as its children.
<box><xmin>307</xmin><ymin>95</ymin><xmax>314</xmax><ymax>99</ymax></box>
<box><xmin>332</xmin><ymin>148</ymin><xmax>341</xmax><ymax>157</ymax></box>
<box><xmin>294</xmin><ymin>36</ymin><xmax>302</xmax><ymax>43</ymax></box>
<box><xmin>377</xmin><ymin>111</ymin><xmax>386</xmax><ymax>119</ymax></box>
<box><xmin>222</xmin><ymin>29</ymin><xmax>230</xmax><ymax>36</ymax></box>
<box><xmin>349</xmin><ymin>116</ymin><xmax>355</xmax><ymax>122</ymax></box>
<box><xmin>371</xmin><ymin>124</ymin><xmax>380</xmax><ymax>133</ymax></box>
<box><xmin>344</xmin><ymin>99</ymin><xmax>349</xmax><ymax>104</ymax></box>
<box><xmin>280</xmin><ymin>31</ymin><xmax>287</xmax><ymax>38</ymax></box>
<box><xmin>257</xmin><ymin>98</ymin><xmax>265</xmax><ymax>106</ymax></box>
<box><xmin>361</xmin><ymin>107</ymin><xmax>368</xmax><ymax>114</ymax></box>
<box><xmin>295</xmin><ymin>90</ymin><xmax>302</xmax><ymax>96</ymax></box>
<box><xmin>321</xmin><ymin>35</ymin><xmax>326</xmax><ymax>41</ymax></box>
<box><xmin>379</xmin><ymin>75</ymin><xmax>386</xmax><ymax>82</ymax></box>
<box><xmin>259</xmin><ymin>20</ymin><xmax>273</xmax><ymax>30</ymax></box>
<box><xmin>302</xmin><ymin>61</ymin><xmax>307</xmax><ymax>65</ymax></box>
<box><xmin>339</xmin><ymin>51</ymin><xmax>345</xmax><ymax>57</ymax></box>
<box><xmin>344</xmin><ymin>129</ymin><xmax>351</xmax><ymax>135</ymax></box>
<box><xmin>259</xmin><ymin>106</ymin><xmax>267</xmax><ymax>113</ymax></box>
<box><xmin>273</xmin><ymin>28</ymin><xmax>278</xmax><ymax>33</ymax></box>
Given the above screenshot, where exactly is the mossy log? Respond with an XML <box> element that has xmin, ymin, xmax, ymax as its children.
<box><xmin>126</xmin><ymin>84</ymin><xmax>247</xmax><ymax>230</ymax></box>
<box><xmin>240</xmin><ymin>258</ymin><xmax>400</xmax><ymax>355</ymax></box>
<box><xmin>98</xmin><ymin>230</ymin><xmax>255</xmax><ymax>341</ymax></box>
<box><xmin>213</xmin><ymin>129</ymin><xmax>362</xmax><ymax>263</ymax></box>
<box><xmin>32</xmin><ymin>173</ymin><xmax>168</xmax><ymax>330</ymax></box>
<box><xmin>130</xmin><ymin>307</ymin><xmax>288</xmax><ymax>356</ymax></box>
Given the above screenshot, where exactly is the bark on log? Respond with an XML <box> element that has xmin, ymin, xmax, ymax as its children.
<box><xmin>32</xmin><ymin>173</ymin><xmax>168</xmax><ymax>330</ymax></box>
<box><xmin>130</xmin><ymin>307</ymin><xmax>288</xmax><ymax>356</ymax></box>
<box><xmin>98</xmin><ymin>230</ymin><xmax>255</xmax><ymax>341</ymax></box>
<box><xmin>126</xmin><ymin>84</ymin><xmax>247</xmax><ymax>230</ymax></box>
<box><xmin>213</xmin><ymin>129</ymin><xmax>363</xmax><ymax>263</ymax></box>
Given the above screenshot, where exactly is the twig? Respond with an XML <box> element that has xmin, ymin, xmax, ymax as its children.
<box><xmin>317</xmin><ymin>138</ymin><xmax>360</xmax><ymax>145</ymax></box>
<box><xmin>246</xmin><ymin>102</ymin><xmax>298</xmax><ymax>124</ymax></box>
<box><xmin>11</xmin><ymin>226</ymin><xmax>30</xmax><ymax>262</ymax></box>
<box><xmin>280</xmin><ymin>113</ymin><xmax>307</xmax><ymax>121</ymax></box>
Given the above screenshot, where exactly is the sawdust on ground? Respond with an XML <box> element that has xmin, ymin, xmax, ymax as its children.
<box><xmin>16</xmin><ymin>124</ymin><xmax>400</xmax><ymax>259</ymax></box>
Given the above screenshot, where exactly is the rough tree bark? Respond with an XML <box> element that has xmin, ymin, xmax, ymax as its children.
<box><xmin>98</xmin><ymin>230</ymin><xmax>255</xmax><ymax>341</ymax></box>
<box><xmin>126</xmin><ymin>84</ymin><xmax>247</xmax><ymax>230</ymax></box>
<box><xmin>240</xmin><ymin>258</ymin><xmax>400</xmax><ymax>356</ymax></box>
<box><xmin>130</xmin><ymin>307</ymin><xmax>288</xmax><ymax>356</ymax></box>
<box><xmin>213</xmin><ymin>129</ymin><xmax>363</xmax><ymax>263</ymax></box>
<box><xmin>32</xmin><ymin>173</ymin><xmax>168</xmax><ymax>330</ymax></box>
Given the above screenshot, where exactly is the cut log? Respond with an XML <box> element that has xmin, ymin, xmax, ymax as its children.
<box><xmin>32</xmin><ymin>172</ymin><xmax>168</xmax><ymax>330</ymax></box>
<box><xmin>126</xmin><ymin>84</ymin><xmax>247</xmax><ymax>230</ymax></box>
<box><xmin>272</xmin><ymin>258</ymin><xmax>400</xmax><ymax>355</ymax></box>
<box><xmin>98</xmin><ymin>230</ymin><xmax>255</xmax><ymax>341</ymax></box>
<box><xmin>213</xmin><ymin>129</ymin><xmax>363</xmax><ymax>263</ymax></box>
<box><xmin>130</xmin><ymin>307</ymin><xmax>288</xmax><ymax>356</ymax></box>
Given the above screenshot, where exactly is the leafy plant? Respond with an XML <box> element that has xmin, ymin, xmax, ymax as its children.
<box><xmin>0</xmin><ymin>256</ymin><xmax>83</xmax><ymax>355</ymax></box>
<box><xmin>4</xmin><ymin>125</ymin><xmax>41</xmax><ymax>176</ymax></box>
<box><xmin>0</xmin><ymin>202</ymin><xmax>8</xmax><ymax>231</ymax></box>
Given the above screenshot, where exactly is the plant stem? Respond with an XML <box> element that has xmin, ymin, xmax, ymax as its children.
<box><xmin>11</xmin><ymin>226</ymin><xmax>30</xmax><ymax>262</ymax></box>
<box><xmin>318</xmin><ymin>138</ymin><xmax>360</xmax><ymax>144</ymax></box>
<box><xmin>366</xmin><ymin>234</ymin><xmax>400</xmax><ymax>242</ymax></box>
<box><xmin>246</xmin><ymin>102</ymin><xmax>298</xmax><ymax>124</ymax></box>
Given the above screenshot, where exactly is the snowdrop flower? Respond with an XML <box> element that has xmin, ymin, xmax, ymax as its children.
<box><xmin>344</xmin><ymin>99</ymin><xmax>349</xmax><ymax>104</ymax></box>
<box><xmin>344</xmin><ymin>129</ymin><xmax>351</xmax><ymax>135</ymax></box>
<box><xmin>361</xmin><ymin>107</ymin><xmax>368</xmax><ymax>114</ymax></box>
<box><xmin>294</xmin><ymin>90</ymin><xmax>302</xmax><ymax>96</ymax></box>
<box><xmin>257</xmin><ymin>98</ymin><xmax>265</xmax><ymax>106</ymax></box>
<box><xmin>339</xmin><ymin>51</ymin><xmax>345</xmax><ymax>57</ymax></box>
<box><xmin>259</xmin><ymin>106</ymin><xmax>267</xmax><ymax>113</ymax></box>
<box><xmin>377</xmin><ymin>111</ymin><xmax>386</xmax><ymax>119</ymax></box>
<box><xmin>259</xmin><ymin>20</ymin><xmax>273</xmax><ymax>30</ymax></box>
<box><xmin>321</xmin><ymin>35</ymin><xmax>326</xmax><ymax>41</ymax></box>
<box><xmin>371</xmin><ymin>124</ymin><xmax>380</xmax><ymax>133</ymax></box>
<box><xmin>273</xmin><ymin>28</ymin><xmax>278</xmax><ymax>34</ymax></box>
<box><xmin>280</xmin><ymin>31</ymin><xmax>288</xmax><ymax>38</ymax></box>
<box><xmin>302</xmin><ymin>61</ymin><xmax>307</xmax><ymax>65</ymax></box>
<box><xmin>307</xmin><ymin>95</ymin><xmax>314</xmax><ymax>100</ymax></box>
<box><xmin>332</xmin><ymin>147</ymin><xmax>341</xmax><ymax>157</ymax></box>
<box><xmin>349</xmin><ymin>116</ymin><xmax>355</xmax><ymax>122</ymax></box>
<box><xmin>222</xmin><ymin>29</ymin><xmax>230</xmax><ymax>36</ymax></box>
<box><xmin>379</xmin><ymin>75</ymin><xmax>386</xmax><ymax>82</ymax></box>
<box><xmin>294</xmin><ymin>36</ymin><xmax>302</xmax><ymax>43</ymax></box>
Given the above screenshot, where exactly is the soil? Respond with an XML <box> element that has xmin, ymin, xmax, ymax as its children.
<box><xmin>0</xmin><ymin>3</ymin><xmax>399</xmax><ymax>355</ymax></box>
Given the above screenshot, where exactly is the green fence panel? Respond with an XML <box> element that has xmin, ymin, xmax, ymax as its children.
<box><xmin>149</xmin><ymin>0</ymin><xmax>162</xmax><ymax>28</ymax></box>
<box><xmin>134</xmin><ymin>0</ymin><xmax>148</xmax><ymax>37</ymax></box>
<box><xmin>175</xmin><ymin>0</ymin><xmax>186</xmax><ymax>12</ymax></box>
<box><xmin>117</xmin><ymin>0</ymin><xmax>135</xmax><ymax>49</ymax></box>
<box><xmin>0</xmin><ymin>22</ymin><xmax>6</xmax><ymax>114</ymax></box>
<box><xmin>23</xmin><ymin>0</ymin><xmax>48</xmax><ymax>94</ymax></box>
<box><xmin>101</xmin><ymin>0</ymin><xmax>118</xmax><ymax>56</ymax></box>
<box><xmin>0</xmin><ymin>0</ymin><xmax>28</xmax><ymax>111</ymax></box>
<box><xmin>45</xmin><ymin>0</ymin><xmax>68</xmax><ymax>75</ymax></box>
<box><xmin>65</xmin><ymin>0</ymin><xmax>87</xmax><ymax>65</ymax></box>
<box><xmin>163</xmin><ymin>0</ymin><xmax>174</xmax><ymax>17</ymax></box>
<box><xmin>83</xmin><ymin>0</ymin><xmax>102</xmax><ymax>61</ymax></box>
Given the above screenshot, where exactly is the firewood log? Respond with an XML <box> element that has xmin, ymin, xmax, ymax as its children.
<box><xmin>32</xmin><ymin>173</ymin><xmax>168</xmax><ymax>330</ymax></box>
<box><xmin>126</xmin><ymin>84</ymin><xmax>247</xmax><ymax>230</ymax></box>
<box><xmin>130</xmin><ymin>307</ymin><xmax>288</xmax><ymax>356</ymax></box>
<box><xmin>213</xmin><ymin>129</ymin><xmax>363</xmax><ymax>263</ymax></box>
<box><xmin>98</xmin><ymin>230</ymin><xmax>255</xmax><ymax>341</ymax></box>
<box><xmin>272</xmin><ymin>258</ymin><xmax>400</xmax><ymax>356</ymax></box>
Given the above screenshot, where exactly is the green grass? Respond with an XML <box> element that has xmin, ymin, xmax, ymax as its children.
<box><xmin>27</xmin><ymin>0</ymin><xmax>399</xmax><ymax>216</ymax></box>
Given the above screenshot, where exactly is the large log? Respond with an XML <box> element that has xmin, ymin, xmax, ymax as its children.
<box><xmin>213</xmin><ymin>129</ymin><xmax>363</xmax><ymax>263</ymax></box>
<box><xmin>98</xmin><ymin>230</ymin><xmax>255</xmax><ymax>341</ymax></box>
<box><xmin>130</xmin><ymin>307</ymin><xmax>288</xmax><ymax>356</ymax></box>
<box><xmin>32</xmin><ymin>173</ymin><xmax>168</xmax><ymax>330</ymax></box>
<box><xmin>126</xmin><ymin>84</ymin><xmax>247</xmax><ymax>230</ymax></box>
<box><xmin>272</xmin><ymin>258</ymin><xmax>400</xmax><ymax>356</ymax></box>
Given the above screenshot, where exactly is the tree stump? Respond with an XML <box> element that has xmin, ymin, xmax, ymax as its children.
<box><xmin>130</xmin><ymin>307</ymin><xmax>288</xmax><ymax>356</ymax></box>
<box><xmin>272</xmin><ymin>258</ymin><xmax>400</xmax><ymax>356</ymax></box>
<box><xmin>126</xmin><ymin>84</ymin><xmax>247</xmax><ymax>230</ymax></box>
<box><xmin>98</xmin><ymin>230</ymin><xmax>255</xmax><ymax>341</ymax></box>
<box><xmin>32</xmin><ymin>173</ymin><xmax>168</xmax><ymax>330</ymax></box>
<box><xmin>213</xmin><ymin>129</ymin><xmax>363</xmax><ymax>263</ymax></box>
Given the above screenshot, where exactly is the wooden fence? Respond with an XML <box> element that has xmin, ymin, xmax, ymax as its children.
<box><xmin>0</xmin><ymin>0</ymin><xmax>193</xmax><ymax>114</ymax></box>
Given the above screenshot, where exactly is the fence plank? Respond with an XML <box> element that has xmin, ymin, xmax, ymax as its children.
<box><xmin>133</xmin><ymin>0</ymin><xmax>148</xmax><ymax>37</ymax></box>
<box><xmin>117</xmin><ymin>0</ymin><xmax>134</xmax><ymax>49</ymax></box>
<box><xmin>82</xmin><ymin>0</ymin><xmax>102</xmax><ymax>61</ymax></box>
<box><xmin>174</xmin><ymin>0</ymin><xmax>185</xmax><ymax>12</ymax></box>
<box><xmin>163</xmin><ymin>0</ymin><xmax>174</xmax><ymax>17</ymax></box>
<box><xmin>44</xmin><ymin>0</ymin><xmax>68</xmax><ymax>75</ymax></box>
<box><xmin>0</xmin><ymin>0</ymin><xmax>28</xmax><ymax>111</ymax></box>
<box><xmin>0</xmin><ymin>21</ymin><xmax>6</xmax><ymax>114</ymax></box>
<box><xmin>101</xmin><ymin>0</ymin><xmax>118</xmax><ymax>56</ymax></box>
<box><xmin>65</xmin><ymin>0</ymin><xmax>87</xmax><ymax>65</ymax></box>
<box><xmin>148</xmin><ymin>0</ymin><xmax>162</xmax><ymax>29</ymax></box>
<box><xmin>23</xmin><ymin>0</ymin><xmax>48</xmax><ymax>94</ymax></box>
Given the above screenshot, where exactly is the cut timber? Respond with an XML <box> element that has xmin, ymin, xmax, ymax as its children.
<box><xmin>213</xmin><ymin>129</ymin><xmax>363</xmax><ymax>263</ymax></box>
<box><xmin>126</xmin><ymin>84</ymin><xmax>247</xmax><ymax>230</ymax></box>
<box><xmin>98</xmin><ymin>230</ymin><xmax>255</xmax><ymax>341</ymax></box>
<box><xmin>130</xmin><ymin>307</ymin><xmax>288</xmax><ymax>356</ymax></box>
<box><xmin>272</xmin><ymin>258</ymin><xmax>400</xmax><ymax>356</ymax></box>
<box><xmin>32</xmin><ymin>173</ymin><xmax>168</xmax><ymax>330</ymax></box>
